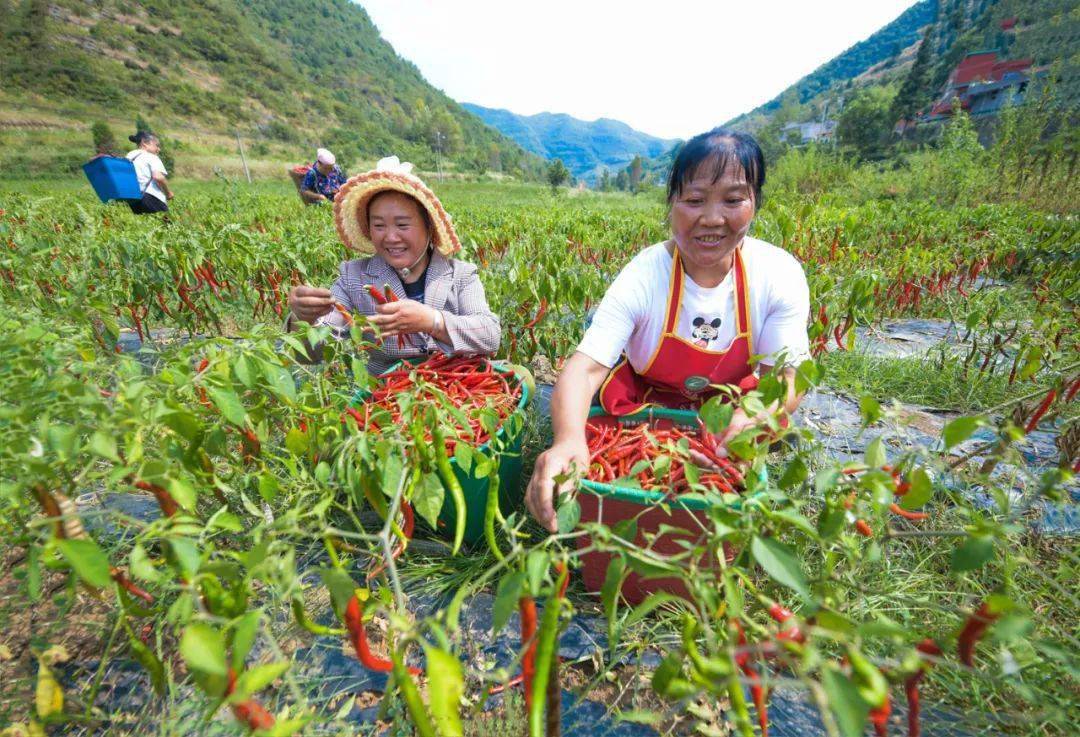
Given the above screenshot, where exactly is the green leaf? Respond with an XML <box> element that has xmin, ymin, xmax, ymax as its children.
<box><xmin>89</xmin><ymin>431</ymin><xmax>120</xmax><ymax>462</ymax></box>
<box><xmin>425</xmin><ymin>646</ymin><xmax>464</xmax><ymax>737</ymax></box>
<box><xmin>231</xmin><ymin>609</ymin><xmax>262</xmax><ymax>670</ymax></box>
<box><xmin>234</xmin><ymin>355</ymin><xmax>256</xmax><ymax>389</ymax></box>
<box><xmin>169</xmin><ymin>538</ymin><xmax>202</xmax><ymax>581</ymax></box>
<box><xmin>260</xmin><ymin>360</ymin><xmax>296</xmax><ymax>403</ymax></box>
<box><xmin>899</xmin><ymin>468</ymin><xmax>933</xmax><ymax>510</ymax></box>
<box><xmin>699</xmin><ymin>397</ymin><xmax>734</xmax><ymax>435</ymax></box>
<box><xmin>858</xmin><ymin>395</ymin><xmax>881</xmax><ymax>427</ymax></box>
<box><xmin>127</xmin><ymin>630</ymin><xmax>165</xmax><ymax>696</ymax></box>
<box><xmin>180</xmin><ymin>623</ymin><xmax>227</xmax><ymax>677</ymax></box>
<box><xmin>492</xmin><ymin>572</ymin><xmax>524</xmax><ymax>636</ymax></box>
<box><xmin>207</xmin><ymin>386</ymin><xmax>247</xmax><ymax>426</ymax></box>
<box><xmin>285</xmin><ymin>427</ymin><xmax>308</xmax><ymax>455</ymax></box>
<box><xmin>751</xmin><ymin>536</ymin><xmax>810</xmax><ymax>601</ymax></box>
<box><xmin>129</xmin><ymin>544</ymin><xmax>162</xmax><ymax>583</ymax></box>
<box><xmin>863</xmin><ymin>437</ymin><xmax>886</xmax><ymax>469</ymax></box>
<box><xmin>951</xmin><ymin>535</ymin><xmax>994</xmax><ymax>572</ymax></box>
<box><xmin>601</xmin><ymin>557</ymin><xmax>626</xmax><ymax>624</ymax></box>
<box><xmin>167</xmin><ymin>478</ymin><xmax>197</xmax><ymax>511</ymax></box>
<box><xmin>943</xmin><ymin>416</ymin><xmax>981</xmax><ymax>449</ymax></box>
<box><xmin>257</xmin><ymin>474</ymin><xmax>281</xmax><ymax>503</ymax></box>
<box><xmin>778</xmin><ymin>456</ymin><xmax>808</xmax><ymax>489</ymax></box>
<box><xmin>56</xmin><ymin>538</ymin><xmax>112</xmax><ymax>589</ymax></box>
<box><xmin>318</xmin><ymin>568</ymin><xmax>357</xmax><ymax>618</ymax></box>
<box><xmin>454</xmin><ymin>443</ymin><xmax>474</xmax><ymax>475</ymax></box>
<box><xmin>525</xmin><ymin>550</ymin><xmax>550</xmax><ymax>596</ymax></box>
<box><xmin>556</xmin><ymin>496</ymin><xmax>581</xmax><ymax>534</ymax></box>
<box><xmin>412</xmin><ymin>472</ymin><xmax>445</xmax><ymax>530</ymax></box>
<box><xmin>234</xmin><ymin>661</ymin><xmax>289</xmax><ymax>699</ymax></box>
<box><xmin>822</xmin><ymin>665</ymin><xmax>870</xmax><ymax>737</ymax></box>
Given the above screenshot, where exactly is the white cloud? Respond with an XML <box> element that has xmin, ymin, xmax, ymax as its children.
<box><xmin>358</xmin><ymin>0</ymin><xmax>920</xmax><ymax>140</ymax></box>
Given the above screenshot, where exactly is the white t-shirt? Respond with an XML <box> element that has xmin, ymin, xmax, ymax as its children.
<box><xmin>126</xmin><ymin>150</ymin><xmax>168</xmax><ymax>203</ymax></box>
<box><xmin>578</xmin><ymin>238</ymin><xmax>810</xmax><ymax>371</ymax></box>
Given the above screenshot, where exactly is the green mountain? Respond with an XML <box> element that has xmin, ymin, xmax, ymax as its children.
<box><xmin>728</xmin><ymin>0</ymin><xmax>1078</xmax><ymax>134</ymax></box>
<box><xmin>0</xmin><ymin>0</ymin><xmax>544</xmax><ymax>178</ymax></box>
<box><xmin>462</xmin><ymin>103</ymin><xmax>678</xmax><ymax>184</ymax></box>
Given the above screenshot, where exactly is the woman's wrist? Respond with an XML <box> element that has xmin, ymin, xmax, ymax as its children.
<box><xmin>429</xmin><ymin>308</ymin><xmax>444</xmax><ymax>334</ymax></box>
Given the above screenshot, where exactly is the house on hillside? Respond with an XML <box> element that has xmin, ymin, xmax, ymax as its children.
<box><xmin>781</xmin><ymin>120</ymin><xmax>837</xmax><ymax>145</ymax></box>
<box><xmin>922</xmin><ymin>51</ymin><xmax>1042</xmax><ymax>121</ymax></box>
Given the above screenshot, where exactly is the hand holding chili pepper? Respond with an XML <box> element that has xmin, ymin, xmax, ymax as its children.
<box><xmin>367</xmin><ymin>299</ymin><xmax>441</xmax><ymax>340</ymax></box>
<box><xmin>526</xmin><ymin>441</ymin><xmax>590</xmax><ymax>533</ymax></box>
<box><xmin>287</xmin><ymin>285</ymin><xmax>334</xmax><ymax>323</ymax></box>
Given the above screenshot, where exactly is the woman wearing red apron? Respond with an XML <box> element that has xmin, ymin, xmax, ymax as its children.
<box><xmin>527</xmin><ymin>128</ymin><xmax>811</xmax><ymax>531</ymax></box>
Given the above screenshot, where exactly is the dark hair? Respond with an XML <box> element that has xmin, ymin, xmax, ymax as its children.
<box><xmin>128</xmin><ymin>131</ymin><xmax>159</xmax><ymax>146</ymax></box>
<box><xmin>666</xmin><ymin>127</ymin><xmax>765</xmax><ymax>208</ymax></box>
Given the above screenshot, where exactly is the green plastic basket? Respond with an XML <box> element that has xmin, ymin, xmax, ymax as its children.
<box><xmin>351</xmin><ymin>358</ymin><xmax>531</xmax><ymax>546</ymax></box>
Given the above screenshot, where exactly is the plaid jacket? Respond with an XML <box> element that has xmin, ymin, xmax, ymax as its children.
<box><xmin>322</xmin><ymin>251</ymin><xmax>501</xmax><ymax>375</ymax></box>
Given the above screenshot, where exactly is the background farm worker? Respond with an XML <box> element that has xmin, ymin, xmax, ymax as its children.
<box><xmin>287</xmin><ymin>156</ymin><xmax>500</xmax><ymax>374</ymax></box>
<box><xmin>125</xmin><ymin>131</ymin><xmax>173</xmax><ymax>214</ymax></box>
<box><xmin>525</xmin><ymin>127</ymin><xmax>811</xmax><ymax>532</ymax></box>
<box><xmin>300</xmin><ymin>148</ymin><xmax>347</xmax><ymax>205</ymax></box>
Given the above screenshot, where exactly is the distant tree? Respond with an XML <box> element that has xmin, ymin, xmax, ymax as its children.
<box><xmin>629</xmin><ymin>155</ymin><xmax>643</xmax><ymax>191</ymax></box>
<box><xmin>547</xmin><ymin>159</ymin><xmax>569</xmax><ymax>192</ymax></box>
<box><xmin>598</xmin><ymin>168</ymin><xmax>611</xmax><ymax>191</ymax></box>
<box><xmin>487</xmin><ymin>143</ymin><xmax>502</xmax><ymax>172</ymax></box>
<box><xmin>890</xmin><ymin>34</ymin><xmax>933</xmax><ymax>126</ymax></box>
<box><xmin>135</xmin><ymin>114</ymin><xmax>152</xmax><ymax>134</ymax></box>
<box><xmin>91</xmin><ymin>121</ymin><xmax>118</xmax><ymax>155</ymax></box>
<box><xmin>837</xmin><ymin>86</ymin><xmax>895</xmax><ymax>159</ymax></box>
<box><xmin>614</xmin><ymin>169</ymin><xmax>629</xmax><ymax>191</ymax></box>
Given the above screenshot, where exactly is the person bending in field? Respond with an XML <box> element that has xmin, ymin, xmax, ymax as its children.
<box><xmin>125</xmin><ymin>131</ymin><xmax>174</xmax><ymax>215</ymax></box>
<box><xmin>287</xmin><ymin>156</ymin><xmax>500</xmax><ymax>375</ymax></box>
<box><xmin>300</xmin><ymin>148</ymin><xmax>347</xmax><ymax>205</ymax></box>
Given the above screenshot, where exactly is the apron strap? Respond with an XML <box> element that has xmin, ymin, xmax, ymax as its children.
<box><xmin>663</xmin><ymin>249</ymin><xmax>684</xmax><ymax>334</ymax></box>
<box><xmin>733</xmin><ymin>247</ymin><xmax>750</xmax><ymax>336</ymax></box>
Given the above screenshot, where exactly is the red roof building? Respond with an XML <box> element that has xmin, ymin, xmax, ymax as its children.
<box><xmin>1000</xmin><ymin>17</ymin><xmax>1018</xmax><ymax>31</ymax></box>
<box><xmin>924</xmin><ymin>51</ymin><xmax>1036</xmax><ymax>120</ymax></box>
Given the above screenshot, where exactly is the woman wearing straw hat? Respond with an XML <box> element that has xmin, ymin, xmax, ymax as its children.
<box><xmin>287</xmin><ymin>156</ymin><xmax>500</xmax><ymax>374</ymax></box>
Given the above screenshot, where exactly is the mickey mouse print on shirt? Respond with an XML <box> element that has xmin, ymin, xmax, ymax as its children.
<box><xmin>691</xmin><ymin>316</ymin><xmax>722</xmax><ymax>348</ymax></box>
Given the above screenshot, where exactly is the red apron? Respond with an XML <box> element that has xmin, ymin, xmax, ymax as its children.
<box><xmin>598</xmin><ymin>245</ymin><xmax>756</xmax><ymax>416</ymax></box>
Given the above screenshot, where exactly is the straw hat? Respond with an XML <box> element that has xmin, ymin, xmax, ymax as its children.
<box><xmin>333</xmin><ymin>156</ymin><xmax>461</xmax><ymax>257</ymax></box>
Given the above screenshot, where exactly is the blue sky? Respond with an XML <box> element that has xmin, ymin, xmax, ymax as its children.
<box><xmin>359</xmin><ymin>1</ymin><xmax>920</xmax><ymax>140</ymax></box>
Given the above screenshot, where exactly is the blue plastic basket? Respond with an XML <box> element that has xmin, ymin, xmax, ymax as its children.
<box><xmin>83</xmin><ymin>156</ymin><xmax>141</xmax><ymax>203</ymax></box>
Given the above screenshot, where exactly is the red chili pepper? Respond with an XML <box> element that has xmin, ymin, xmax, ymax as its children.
<box><xmin>365</xmin><ymin>284</ymin><xmax>388</xmax><ymax>305</ymax></box>
<box><xmin>855</xmin><ymin>519</ymin><xmax>873</xmax><ymax>537</ymax></box>
<box><xmin>519</xmin><ymin>595</ymin><xmax>538</xmax><ymax>712</ymax></box>
<box><xmin>226</xmin><ymin>668</ymin><xmax>276</xmax><ymax>731</ymax></box>
<box><xmin>1024</xmin><ymin>389</ymin><xmax>1057</xmax><ymax>433</ymax></box>
<box><xmin>367</xmin><ymin>502</ymin><xmax>414</xmax><ymax>580</ymax></box>
<box><xmin>110</xmin><ymin>567</ymin><xmax>154</xmax><ymax>605</ymax></box>
<box><xmin>869</xmin><ymin>694</ymin><xmax>890</xmax><ymax>737</ymax></box>
<box><xmin>344</xmin><ymin>594</ymin><xmax>421</xmax><ymax>675</ymax></box>
<box><xmin>241</xmin><ymin>428</ymin><xmax>260</xmax><ymax>463</ymax></box>
<box><xmin>134</xmin><ymin>480</ymin><xmax>179</xmax><ymax>518</ymax></box>
<box><xmin>889</xmin><ymin>503</ymin><xmax>928</xmax><ymax>521</ymax></box>
<box><xmin>905</xmin><ymin>639</ymin><xmax>941</xmax><ymax>737</ymax></box>
<box><xmin>957</xmin><ymin>602</ymin><xmax>999</xmax><ymax>667</ymax></box>
<box><xmin>1065</xmin><ymin>377</ymin><xmax>1080</xmax><ymax>403</ymax></box>
<box><xmin>523</xmin><ymin>299</ymin><xmax>548</xmax><ymax>329</ymax></box>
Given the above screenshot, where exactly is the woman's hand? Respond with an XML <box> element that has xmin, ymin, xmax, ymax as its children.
<box><xmin>525</xmin><ymin>439</ymin><xmax>590</xmax><ymax>533</ymax></box>
<box><xmin>367</xmin><ymin>300</ymin><xmax>437</xmax><ymax>338</ymax></box>
<box><xmin>288</xmin><ymin>285</ymin><xmax>334</xmax><ymax>324</ymax></box>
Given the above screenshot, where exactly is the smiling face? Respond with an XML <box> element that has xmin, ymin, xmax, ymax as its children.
<box><xmin>367</xmin><ymin>191</ymin><xmax>431</xmax><ymax>271</ymax></box>
<box><xmin>668</xmin><ymin>158</ymin><xmax>756</xmax><ymax>275</ymax></box>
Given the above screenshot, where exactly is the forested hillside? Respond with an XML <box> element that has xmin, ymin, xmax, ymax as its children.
<box><xmin>0</xmin><ymin>0</ymin><xmax>544</xmax><ymax>178</ymax></box>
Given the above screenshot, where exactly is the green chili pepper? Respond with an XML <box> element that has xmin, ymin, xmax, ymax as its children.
<box><xmin>291</xmin><ymin>597</ymin><xmax>345</xmax><ymax>636</ymax></box>
<box><xmin>391</xmin><ymin>645</ymin><xmax>437</xmax><ymax>737</ymax></box>
<box><xmin>528</xmin><ymin>564</ymin><xmax>567</xmax><ymax>737</ymax></box>
<box><xmin>727</xmin><ymin>666</ymin><xmax>756</xmax><ymax>737</ymax></box>
<box><xmin>431</xmin><ymin>423</ymin><xmax>466</xmax><ymax>555</ymax></box>
<box><xmin>484</xmin><ymin>464</ymin><xmax>504</xmax><ymax>561</ymax></box>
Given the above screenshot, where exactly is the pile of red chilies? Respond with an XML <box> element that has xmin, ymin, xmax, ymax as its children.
<box><xmin>585</xmin><ymin>421</ymin><xmax>744</xmax><ymax>494</ymax></box>
<box><xmin>348</xmin><ymin>354</ymin><xmax>522</xmax><ymax>452</ymax></box>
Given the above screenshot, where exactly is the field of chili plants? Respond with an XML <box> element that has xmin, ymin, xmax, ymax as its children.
<box><xmin>0</xmin><ymin>179</ymin><xmax>1077</xmax><ymax>737</ymax></box>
